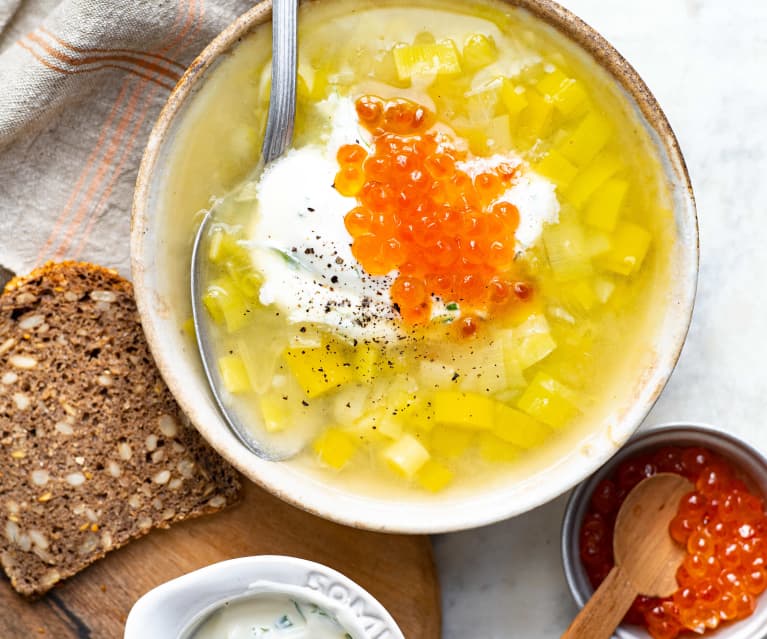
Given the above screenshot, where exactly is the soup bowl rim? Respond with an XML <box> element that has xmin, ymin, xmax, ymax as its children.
<box><xmin>131</xmin><ymin>0</ymin><xmax>699</xmax><ymax>533</ymax></box>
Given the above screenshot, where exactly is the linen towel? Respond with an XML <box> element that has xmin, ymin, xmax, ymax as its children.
<box><xmin>0</xmin><ymin>0</ymin><xmax>259</xmax><ymax>278</ymax></box>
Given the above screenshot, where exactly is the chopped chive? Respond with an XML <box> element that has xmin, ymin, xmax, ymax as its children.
<box><xmin>275</xmin><ymin>614</ymin><xmax>293</xmax><ymax>629</ymax></box>
<box><xmin>293</xmin><ymin>600</ymin><xmax>307</xmax><ymax>623</ymax></box>
<box><xmin>270</xmin><ymin>248</ymin><xmax>303</xmax><ymax>269</ymax></box>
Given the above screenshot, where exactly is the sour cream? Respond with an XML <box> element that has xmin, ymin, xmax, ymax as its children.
<box><xmin>192</xmin><ymin>595</ymin><xmax>350</xmax><ymax>639</ymax></box>
<box><xmin>247</xmin><ymin>94</ymin><xmax>559</xmax><ymax>340</ymax></box>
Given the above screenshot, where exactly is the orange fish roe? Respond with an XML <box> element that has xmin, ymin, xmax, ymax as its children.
<box><xmin>580</xmin><ymin>446</ymin><xmax>767</xmax><ymax>639</ymax></box>
<box><xmin>336</xmin><ymin>95</ymin><xmax>532</xmax><ymax>328</ymax></box>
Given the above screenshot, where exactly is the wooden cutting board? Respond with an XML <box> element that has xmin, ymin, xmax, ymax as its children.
<box><xmin>0</xmin><ymin>480</ymin><xmax>441</xmax><ymax>638</ymax></box>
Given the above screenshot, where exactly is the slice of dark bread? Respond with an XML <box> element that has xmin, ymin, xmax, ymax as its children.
<box><xmin>0</xmin><ymin>261</ymin><xmax>241</xmax><ymax>597</ymax></box>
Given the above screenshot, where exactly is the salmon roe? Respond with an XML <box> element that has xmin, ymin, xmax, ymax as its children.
<box><xmin>580</xmin><ymin>446</ymin><xmax>767</xmax><ymax>639</ymax></box>
<box><xmin>336</xmin><ymin>95</ymin><xmax>532</xmax><ymax>328</ymax></box>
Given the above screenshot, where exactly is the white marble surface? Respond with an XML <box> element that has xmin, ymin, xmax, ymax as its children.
<box><xmin>434</xmin><ymin>1</ymin><xmax>767</xmax><ymax>636</ymax></box>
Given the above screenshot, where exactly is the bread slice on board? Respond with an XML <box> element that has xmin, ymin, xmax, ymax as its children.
<box><xmin>0</xmin><ymin>261</ymin><xmax>241</xmax><ymax>597</ymax></box>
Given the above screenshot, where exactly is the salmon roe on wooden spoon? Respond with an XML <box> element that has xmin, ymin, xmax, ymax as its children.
<box><xmin>580</xmin><ymin>446</ymin><xmax>767</xmax><ymax>639</ymax></box>
<box><xmin>336</xmin><ymin>95</ymin><xmax>532</xmax><ymax>329</ymax></box>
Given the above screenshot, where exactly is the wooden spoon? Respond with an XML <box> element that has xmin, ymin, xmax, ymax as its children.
<box><xmin>562</xmin><ymin>473</ymin><xmax>693</xmax><ymax>639</ymax></box>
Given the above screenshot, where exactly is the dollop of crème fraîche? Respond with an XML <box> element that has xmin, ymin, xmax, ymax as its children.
<box><xmin>248</xmin><ymin>93</ymin><xmax>559</xmax><ymax>340</ymax></box>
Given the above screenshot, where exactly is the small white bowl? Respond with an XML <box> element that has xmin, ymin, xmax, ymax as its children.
<box><xmin>124</xmin><ymin>555</ymin><xmax>405</xmax><ymax>639</ymax></box>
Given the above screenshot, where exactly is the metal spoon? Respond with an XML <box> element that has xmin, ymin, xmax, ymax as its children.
<box><xmin>190</xmin><ymin>0</ymin><xmax>298</xmax><ymax>461</ymax></box>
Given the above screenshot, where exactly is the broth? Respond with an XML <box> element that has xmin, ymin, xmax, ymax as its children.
<box><xmin>164</xmin><ymin>0</ymin><xmax>675</xmax><ymax>496</ymax></box>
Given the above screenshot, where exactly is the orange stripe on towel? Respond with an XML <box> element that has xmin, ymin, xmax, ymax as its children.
<box><xmin>71</xmin><ymin>84</ymin><xmax>165</xmax><ymax>259</ymax></box>
<box><xmin>39</xmin><ymin>26</ymin><xmax>186</xmax><ymax>71</ymax></box>
<box><xmin>17</xmin><ymin>38</ymin><xmax>176</xmax><ymax>90</ymax></box>
<box><xmin>47</xmin><ymin>85</ymin><xmax>145</xmax><ymax>261</ymax></box>
<box><xmin>33</xmin><ymin>79</ymin><xmax>133</xmax><ymax>265</ymax></box>
<box><xmin>26</xmin><ymin>31</ymin><xmax>182</xmax><ymax>84</ymax></box>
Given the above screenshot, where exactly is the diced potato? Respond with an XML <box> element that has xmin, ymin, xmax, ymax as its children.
<box><xmin>585</xmin><ymin>230</ymin><xmax>612</xmax><ymax>257</ymax></box>
<box><xmin>543</xmin><ymin>221</ymin><xmax>593</xmax><ymax>282</ymax></box>
<box><xmin>564</xmin><ymin>152</ymin><xmax>622</xmax><ymax>208</ymax></box>
<box><xmin>493</xmin><ymin>403</ymin><xmax>551</xmax><ymax>448</ymax></box>
<box><xmin>430</xmin><ymin>427</ymin><xmax>474</xmax><ymax>458</ymax></box>
<box><xmin>418</xmin><ymin>359</ymin><xmax>457</xmax><ymax>389</ymax></box>
<box><xmin>313</xmin><ymin>429</ymin><xmax>358</xmax><ymax>470</ymax></box>
<box><xmin>458</xmin><ymin>123</ymin><xmax>492</xmax><ymax>156</ymax></box>
<box><xmin>259</xmin><ymin>393</ymin><xmax>289</xmax><ymax>432</ymax></box>
<box><xmin>593</xmin><ymin>276</ymin><xmax>616</xmax><ymax>303</ymax></box>
<box><xmin>516</xmin><ymin>90</ymin><xmax>554</xmax><ymax>142</ymax></box>
<box><xmin>353</xmin><ymin>343</ymin><xmax>380</xmax><ymax>383</ymax></box>
<box><xmin>462</xmin><ymin>33</ymin><xmax>498</xmax><ymax>70</ymax></box>
<box><xmin>596</xmin><ymin>222</ymin><xmax>652</xmax><ymax>276</ymax></box>
<box><xmin>402</xmin><ymin>399</ymin><xmax>436</xmax><ymax>433</ymax></box>
<box><xmin>332</xmin><ymin>384</ymin><xmax>370</xmax><ymax>425</ymax></box>
<box><xmin>501</xmin><ymin>295</ymin><xmax>546</xmax><ymax>327</ymax></box>
<box><xmin>567</xmin><ymin>279</ymin><xmax>598</xmax><ymax>312</ymax></box>
<box><xmin>387</xmin><ymin>375</ymin><xmax>419</xmax><ymax>413</ymax></box>
<box><xmin>450</xmin><ymin>340</ymin><xmax>508</xmax><ymax>394</ymax></box>
<box><xmin>393</xmin><ymin>40</ymin><xmax>461</xmax><ymax>80</ymax></box>
<box><xmin>517</xmin><ymin>372</ymin><xmax>579</xmax><ymax>428</ymax></box>
<box><xmin>479</xmin><ymin>432</ymin><xmax>521</xmax><ymax>462</ymax></box>
<box><xmin>382</xmin><ymin>434</ymin><xmax>430</xmax><ymax>478</ymax></box>
<box><xmin>503</xmin><ymin>315</ymin><xmax>557</xmax><ymax>370</ymax></box>
<box><xmin>559</xmin><ymin>112</ymin><xmax>612</xmax><ymax>166</ymax></box>
<box><xmin>548</xmin><ymin>305</ymin><xmax>576</xmax><ymax>326</ymax></box>
<box><xmin>466</xmin><ymin>81</ymin><xmax>502</xmax><ymax>123</ymax></box>
<box><xmin>348</xmin><ymin>408</ymin><xmax>387</xmax><ymax>441</ymax></box>
<box><xmin>237</xmin><ymin>339</ymin><xmax>281</xmax><ymax>394</ymax></box>
<box><xmin>533</xmin><ymin>149</ymin><xmax>578</xmax><ymax>188</ymax></box>
<box><xmin>289</xmin><ymin>327</ymin><xmax>323</xmax><ymax>349</ymax></box>
<box><xmin>536</xmin><ymin>68</ymin><xmax>588</xmax><ymax>116</ymax></box>
<box><xmin>433</xmin><ymin>391</ymin><xmax>495</xmax><ymax>430</ymax></box>
<box><xmin>377</xmin><ymin>416</ymin><xmax>404</xmax><ymax>440</ymax></box>
<box><xmin>428</xmin><ymin>74</ymin><xmax>471</xmax><ymax>120</ymax></box>
<box><xmin>218</xmin><ymin>354</ymin><xmax>251</xmax><ymax>394</ymax></box>
<box><xmin>485</xmin><ymin>114</ymin><xmax>512</xmax><ymax>153</ymax></box>
<box><xmin>536</xmin><ymin>67</ymin><xmax>569</xmax><ymax>97</ymax></box>
<box><xmin>373</xmin><ymin>49</ymin><xmax>408</xmax><ymax>87</ymax></box>
<box><xmin>283</xmin><ymin>343</ymin><xmax>355</xmax><ymax>398</ymax></box>
<box><xmin>203</xmin><ymin>277</ymin><xmax>252</xmax><ymax>333</ymax></box>
<box><xmin>585</xmin><ymin>178</ymin><xmax>629</xmax><ymax>232</ymax></box>
<box><xmin>417</xmin><ymin>460</ymin><xmax>454</xmax><ymax>492</ymax></box>
<box><xmin>500</xmin><ymin>342</ymin><xmax>527</xmax><ymax>388</ymax></box>
<box><xmin>500</xmin><ymin>79</ymin><xmax>528</xmax><ymax>117</ymax></box>
<box><xmin>208</xmin><ymin>229</ymin><xmax>242</xmax><ymax>265</ymax></box>
<box><xmin>225</xmin><ymin>261</ymin><xmax>262</xmax><ymax>301</ymax></box>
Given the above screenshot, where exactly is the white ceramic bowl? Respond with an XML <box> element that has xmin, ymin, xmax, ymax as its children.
<box><xmin>131</xmin><ymin>0</ymin><xmax>698</xmax><ymax>533</ymax></box>
<box><xmin>124</xmin><ymin>555</ymin><xmax>405</xmax><ymax>639</ymax></box>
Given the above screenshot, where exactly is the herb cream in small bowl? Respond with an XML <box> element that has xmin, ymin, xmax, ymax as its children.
<box><xmin>124</xmin><ymin>555</ymin><xmax>404</xmax><ymax>639</ymax></box>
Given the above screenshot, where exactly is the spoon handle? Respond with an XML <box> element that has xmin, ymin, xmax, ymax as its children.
<box><xmin>561</xmin><ymin>565</ymin><xmax>637</xmax><ymax>639</ymax></box>
<box><xmin>262</xmin><ymin>0</ymin><xmax>298</xmax><ymax>163</ymax></box>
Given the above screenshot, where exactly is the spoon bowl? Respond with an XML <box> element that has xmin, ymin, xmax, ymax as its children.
<box><xmin>189</xmin><ymin>0</ymin><xmax>298</xmax><ymax>461</ymax></box>
<box><xmin>562</xmin><ymin>473</ymin><xmax>692</xmax><ymax>639</ymax></box>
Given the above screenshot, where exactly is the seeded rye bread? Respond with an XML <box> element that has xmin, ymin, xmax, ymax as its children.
<box><xmin>0</xmin><ymin>261</ymin><xmax>240</xmax><ymax>596</ymax></box>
